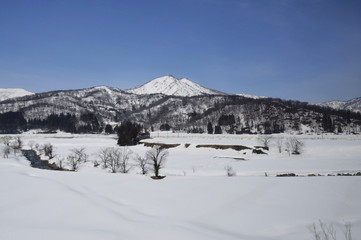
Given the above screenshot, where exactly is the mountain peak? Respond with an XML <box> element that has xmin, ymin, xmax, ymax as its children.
<box><xmin>0</xmin><ymin>88</ymin><xmax>34</xmax><ymax>101</ymax></box>
<box><xmin>125</xmin><ymin>75</ymin><xmax>225</xmax><ymax>97</ymax></box>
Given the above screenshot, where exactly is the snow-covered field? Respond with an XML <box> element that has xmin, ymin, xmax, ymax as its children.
<box><xmin>1</xmin><ymin>132</ymin><xmax>361</xmax><ymax>240</ymax></box>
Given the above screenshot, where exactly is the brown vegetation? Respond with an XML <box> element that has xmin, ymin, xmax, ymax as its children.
<box><xmin>195</xmin><ymin>144</ymin><xmax>251</xmax><ymax>151</ymax></box>
<box><xmin>143</xmin><ymin>142</ymin><xmax>180</xmax><ymax>149</ymax></box>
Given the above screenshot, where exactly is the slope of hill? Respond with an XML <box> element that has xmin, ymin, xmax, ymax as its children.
<box><xmin>126</xmin><ymin>75</ymin><xmax>225</xmax><ymax>97</ymax></box>
<box><xmin>318</xmin><ymin>97</ymin><xmax>361</xmax><ymax>113</ymax></box>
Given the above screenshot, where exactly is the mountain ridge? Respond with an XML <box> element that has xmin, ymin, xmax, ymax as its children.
<box><xmin>1</xmin><ymin>84</ymin><xmax>360</xmax><ymax>135</ymax></box>
<box><xmin>318</xmin><ymin>97</ymin><xmax>361</xmax><ymax>113</ymax></box>
<box><xmin>1</xmin><ymin>75</ymin><xmax>361</xmax><ymax>135</ymax></box>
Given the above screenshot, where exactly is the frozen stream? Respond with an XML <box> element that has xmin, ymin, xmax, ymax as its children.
<box><xmin>22</xmin><ymin>150</ymin><xmax>58</xmax><ymax>170</ymax></box>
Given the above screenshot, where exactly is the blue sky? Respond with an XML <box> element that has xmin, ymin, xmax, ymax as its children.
<box><xmin>0</xmin><ymin>0</ymin><xmax>360</xmax><ymax>103</ymax></box>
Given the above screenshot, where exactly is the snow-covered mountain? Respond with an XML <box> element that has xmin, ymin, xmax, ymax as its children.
<box><xmin>1</xmin><ymin>78</ymin><xmax>361</xmax><ymax>135</ymax></box>
<box><xmin>318</xmin><ymin>97</ymin><xmax>361</xmax><ymax>113</ymax></box>
<box><xmin>0</xmin><ymin>88</ymin><xmax>34</xmax><ymax>101</ymax></box>
<box><xmin>125</xmin><ymin>75</ymin><xmax>225</xmax><ymax>97</ymax></box>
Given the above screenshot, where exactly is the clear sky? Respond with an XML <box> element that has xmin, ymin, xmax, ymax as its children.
<box><xmin>0</xmin><ymin>0</ymin><xmax>360</xmax><ymax>103</ymax></box>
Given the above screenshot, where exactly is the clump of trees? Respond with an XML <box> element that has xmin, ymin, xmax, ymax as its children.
<box><xmin>117</xmin><ymin>121</ymin><xmax>142</xmax><ymax>146</ymax></box>
<box><xmin>98</xmin><ymin>147</ymin><xmax>133</xmax><ymax>173</ymax></box>
<box><xmin>1</xmin><ymin>136</ymin><xmax>23</xmax><ymax>156</ymax></box>
<box><xmin>285</xmin><ymin>137</ymin><xmax>304</xmax><ymax>155</ymax></box>
<box><xmin>97</xmin><ymin>145</ymin><xmax>168</xmax><ymax>177</ymax></box>
<box><xmin>0</xmin><ymin>112</ymin><xmax>27</xmax><ymax>134</ymax></box>
<box><xmin>66</xmin><ymin>148</ymin><xmax>88</xmax><ymax>171</ymax></box>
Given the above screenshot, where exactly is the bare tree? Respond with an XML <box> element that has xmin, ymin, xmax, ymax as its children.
<box><xmin>75</xmin><ymin>148</ymin><xmax>88</xmax><ymax>162</ymax></box>
<box><xmin>67</xmin><ymin>154</ymin><xmax>80</xmax><ymax>171</ymax></box>
<box><xmin>42</xmin><ymin>143</ymin><xmax>55</xmax><ymax>159</ymax></box>
<box><xmin>10</xmin><ymin>136</ymin><xmax>23</xmax><ymax>155</ymax></box>
<box><xmin>277</xmin><ymin>139</ymin><xmax>283</xmax><ymax>153</ymax></box>
<box><xmin>135</xmin><ymin>154</ymin><xmax>148</xmax><ymax>175</ymax></box>
<box><xmin>118</xmin><ymin>147</ymin><xmax>132</xmax><ymax>173</ymax></box>
<box><xmin>98</xmin><ymin>147</ymin><xmax>112</xmax><ymax>169</ymax></box>
<box><xmin>309</xmin><ymin>220</ymin><xmax>352</xmax><ymax>240</ymax></box>
<box><xmin>146</xmin><ymin>146</ymin><xmax>168</xmax><ymax>178</ymax></box>
<box><xmin>28</xmin><ymin>141</ymin><xmax>36</xmax><ymax>150</ymax></box>
<box><xmin>54</xmin><ymin>155</ymin><xmax>65</xmax><ymax>170</ymax></box>
<box><xmin>106</xmin><ymin>147</ymin><xmax>132</xmax><ymax>173</ymax></box>
<box><xmin>225</xmin><ymin>165</ymin><xmax>236</xmax><ymax>177</ymax></box>
<box><xmin>2</xmin><ymin>146</ymin><xmax>11</xmax><ymax>158</ymax></box>
<box><xmin>344</xmin><ymin>222</ymin><xmax>352</xmax><ymax>240</ymax></box>
<box><xmin>2</xmin><ymin>136</ymin><xmax>12</xmax><ymax>146</ymax></box>
<box><xmin>108</xmin><ymin>148</ymin><xmax>121</xmax><ymax>173</ymax></box>
<box><xmin>286</xmin><ymin>137</ymin><xmax>304</xmax><ymax>155</ymax></box>
<box><xmin>34</xmin><ymin>143</ymin><xmax>42</xmax><ymax>155</ymax></box>
<box><xmin>66</xmin><ymin>148</ymin><xmax>88</xmax><ymax>171</ymax></box>
<box><xmin>257</xmin><ymin>135</ymin><xmax>272</xmax><ymax>150</ymax></box>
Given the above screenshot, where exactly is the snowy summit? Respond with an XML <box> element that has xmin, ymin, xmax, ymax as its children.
<box><xmin>0</xmin><ymin>88</ymin><xmax>34</xmax><ymax>101</ymax></box>
<box><xmin>125</xmin><ymin>75</ymin><xmax>225</xmax><ymax>97</ymax></box>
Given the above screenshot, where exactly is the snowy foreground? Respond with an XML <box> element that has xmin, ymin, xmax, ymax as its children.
<box><xmin>1</xmin><ymin>132</ymin><xmax>361</xmax><ymax>240</ymax></box>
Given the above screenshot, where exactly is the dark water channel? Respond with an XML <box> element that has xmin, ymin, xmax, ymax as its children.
<box><xmin>22</xmin><ymin>150</ymin><xmax>58</xmax><ymax>170</ymax></box>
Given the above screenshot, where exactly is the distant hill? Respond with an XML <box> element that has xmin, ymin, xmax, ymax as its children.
<box><xmin>0</xmin><ymin>88</ymin><xmax>34</xmax><ymax>101</ymax></box>
<box><xmin>318</xmin><ymin>97</ymin><xmax>361</xmax><ymax>113</ymax></box>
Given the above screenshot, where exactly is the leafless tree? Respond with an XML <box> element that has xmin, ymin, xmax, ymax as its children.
<box><xmin>344</xmin><ymin>222</ymin><xmax>352</xmax><ymax>240</ymax></box>
<box><xmin>54</xmin><ymin>155</ymin><xmax>65</xmax><ymax>170</ymax></box>
<box><xmin>98</xmin><ymin>147</ymin><xmax>112</xmax><ymax>169</ymax></box>
<box><xmin>2</xmin><ymin>136</ymin><xmax>12</xmax><ymax>146</ymax></box>
<box><xmin>286</xmin><ymin>137</ymin><xmax>304</xmax><ymax>155</ymax></box>
<box><xmin>146</xmin><ymin>146</ymin><xmax>168</xmax><ymax>177</ymax></box>
<box><xmin>2</xmin><ymin>146</ymin><xmax>11</xmax><ymax>158</ymax></box>
<box><xmin>42</xmin><ymin>143</ymin><xmax>55</xmax><ymax>159</ymax></box>
<box><xmin>66</xmin><ymin>148</ymin><xmax>88</xmax><ymax>171</ymax></box>
<box><xmin>34</xmin><ymin>143</ymin><xmax>42</xmax><ymax>155</ymax></box>
<box><xmin>10</xmin><ymin>136</ymin><xmax>23</xmax><ymax>155</ymax></box>
<box><xmin>118</xmin><ymin>147</ymin><xmax>132</xmax><ymax>173</ymax></box>
<box><xmin>257</xmin><ymin>135</ymin><xmax>272</xmax><ymax>149</ymax></box>
<box><xmin>108</xmin><ymin>148</ymin><xmax>121</xmax><ymax>173</ymax></box>
<box><xmin>225</xmin><ymin>165</ymin><xmax>236</xmax><ymax>177</ymax></box>
<box><xmin>105</xmin><ymin>147</ymin><xmax>132</xmax><ymax>173</ymax></box>
<box><xmin>28</xmin><ymin>141</ymin><xmax>36</xmax><ymax>150</ymax></box>
<box><xmin>277</xmin><ymin>139</ymin><xmax>283</xmax><ymax>153</ymax></box>
<box><xmin>135</xmin><ymin>154</ymin><xmax>148</xmax><ymax>175</ymax></box>
<box><xmin>309</xmin><ymin>220</ymin><xmax>352</xmax><ymax>240</ymax></box>
<box><xmin>67</xmin><ymin>154</ymin><xmax>80</xmax><ymax>171</ymax></box>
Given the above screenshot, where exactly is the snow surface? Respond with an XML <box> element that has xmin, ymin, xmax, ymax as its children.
<box><xmin>0</xmin><ymin>88</ymin><xmax>34</xmax><ymax>101</ymax></box>
<box><xmin>1</xmin><ymin>133</ymin><xmax>361</xmax><ymax>240</ymax></box>
<box><xmin>126</xmin><ymin>75</ymin><xmax>224</xmax><ymax>97</ymax></box>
